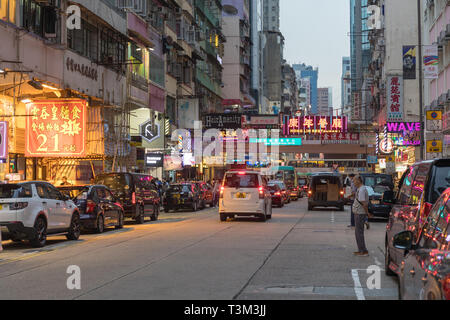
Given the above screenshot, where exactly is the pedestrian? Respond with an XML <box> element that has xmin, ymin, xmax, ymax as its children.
<box><xmin>352</xmin><ymin>175</ymin><xmax>373</xmax><ymax>256</ymax></box>
<box><xmin>347</xmin><ymin>174</ymin><xmax>357</xmax><ymax>228</ymax></box>
<box><xmin>60</xmin><ymin>176</ymin><xmax>72</xmax><ymax>186</ymax></box>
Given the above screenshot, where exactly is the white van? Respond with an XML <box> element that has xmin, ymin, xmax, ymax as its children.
<box><xmin>219</xmin><ymin>170</ymin><xmax>272</xmax><ymax>222</ymax></box>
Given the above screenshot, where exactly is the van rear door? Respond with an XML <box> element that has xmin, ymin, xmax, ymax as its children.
<box><xmin>223</xmin><ymin>172</ymin><xmax>261</xmax><ymax>210</ymax></box>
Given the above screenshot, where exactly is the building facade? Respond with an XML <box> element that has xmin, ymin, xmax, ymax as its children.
<box><xmin>293</xmin><ymin>63</ymin><xmax>318</xmax><ymax>115</ymax></box>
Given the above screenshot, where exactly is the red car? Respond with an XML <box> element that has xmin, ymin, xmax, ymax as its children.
<box><xmin>193</xmin><ymin>182</ymin><xmax>214</xmax><ymax>209</ymax></box>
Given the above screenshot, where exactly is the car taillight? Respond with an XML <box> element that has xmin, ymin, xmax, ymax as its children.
<box><xmin>340</xmin><ymin>190</ymin><xmax>345</xmax><ymax>196</ymax></box>
<box><xmin>9</xmin><ymin>202</ymin><xmax>28</xmax><ymax>210</ymax></box>
<box><xmin>275</xmin><ymin>192</ymin><xmax>281</xmax><ymax>196</ymax></box>
<box><xmin>259</xmin><ymin>187</ymin><xmax>264</xmax><ymax>199</ymax></box>
<box><xmin>132</xmin><ymin>192</ymin><xmax>136</xmax><ymax>205</ymax></box>
<box><xmin>443</xmin><ymin>275</ymin><xmax>450</xmax><ymax>300</ymax></box>
<box><xmin>219</xmin><ymin>186</ymin><xmax>224</xmax><ymax>199</ymax></box>
<box><xmin>308</xmin><ymin>190</ymin><xmax>313</xmax><ymax>197</ymax></box>
<box><xmin>86</xmin><ymin>200</ymin><xmax>96</xmax><ymax>214</ymax></box>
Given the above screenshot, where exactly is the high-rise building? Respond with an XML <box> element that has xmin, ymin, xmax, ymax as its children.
<box><xmin>250</xmin><ymin>0</ymin><xmax>265</xmax><ymax>112</ymax></box>
<box><xmin>263</xmin><ymin>0</ymin><xmax>280</xmax><ymax>32</ymax></box>
<box><xmin>341</xmin><ymin>57</ymin><xmax>352</xmax><ymax>118</ymax></box>
<box><xmin>318</xmin><ymin>87</ymin><xmax>332</xmax><ymax>115</ymax></box>
<box><xmin>222</xmin><ymin>0</ymin><xmax>255</xmax><ymax>112</ymax></box>
<box><xmin>293</xmin><ymin>64</ymin><xmax>319</xmax><ymax>114</ymax></box>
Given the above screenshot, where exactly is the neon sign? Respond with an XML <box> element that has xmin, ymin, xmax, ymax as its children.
<box><xmin>283</xmin><ymin>116</ymin><xmax>348</xmax><ymax>135</ymax></box>
<box><xmin>386</xmin><ymin>122</ymin><xmax>422</xmax><ymax>132</ymax></box>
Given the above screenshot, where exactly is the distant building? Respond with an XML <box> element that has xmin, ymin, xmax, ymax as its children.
<box><xmin>318</xmin><ymin>88</ymin><xmax>332</xmax><ymax>115</ymax></box>
<box><xmin>263</xmin><ymin>0</ymin><xmax>280</xmax><ymax>32</ymax></box>
<box><xmin>293</xmin><ymin>64</ymin><xmax>319</xmax><ymax>114</ymax></box>
<box><xmin>341</xmin><ymin>57</ymin><xmax>352</xmax><ymax>118</ymax></box>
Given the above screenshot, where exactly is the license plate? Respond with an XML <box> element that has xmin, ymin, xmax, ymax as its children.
<box><xmin>371</xmin><ymin>200</ymin><xmax>380</xmax><ymax>205</ymax></box>
<box><xmin>236</xmin><ymin>193</ymin><xmax>247</xmax><ymax>199</ymax></box>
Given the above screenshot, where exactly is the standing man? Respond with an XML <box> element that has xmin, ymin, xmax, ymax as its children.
<box><xmin>352</xmin><ymin>175</ymin><xmax>373</xmax><ymax>256</ymax></box>
<box><xmin>347</xmin><ymin>174</ymin><xmax>357</xmax><ymax>228</ymax></box>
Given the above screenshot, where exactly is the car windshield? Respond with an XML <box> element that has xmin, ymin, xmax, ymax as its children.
<box><xmin>75</xmin><ymin>188</ymin><xmax>90</xmax><ymax>200</ymax></box>
<box><xmin>0</xmin><ymin>184</ymin><xmax>32</xmax><ymax>199</ymax></box>
<box><xmin>170</xmin><ymin>185</ymin><xmax>191</xmax><ymax>193</ymax></box>
<box><xmin>94</xmin><ymin>174</ymin><xmax>131</xmax><ymax>195</ymax></box>
<box><xmin>59</xmin><ymin>187</ymin><xmax>87</xmax><ymax>199</ymax></box>
<box><xmin>298</xmin><ymin>179</ymin><xmax>307</xmax><ymax>185</ymax></box>
<box><xmin>430</xmin><ymin>164</ymin><xmax>450</xmax><ymax>203</ymax></box>
<box><xmin>224</xmin><ymin>173</ymin><xmax>259</xmax><ymax>188</ymax></box>
<box><xmin>363</xmin><ymin>175</ymin><xmax>393</xmax><ymax>189</ymax></box>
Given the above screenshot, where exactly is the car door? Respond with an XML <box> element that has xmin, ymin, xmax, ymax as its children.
<box><xmin>96</xmin><ymin>188</ymin><xmax>112</xmax><ymax>226</ymax></box>
<box><xmin>35</xmin><ymin>183</ymin><xmax>59</xmax><ymax>231</ymax></box>
<box><xmin>103</xmin><ymin>188</ymin><xmax>119</xmax><ymax>225</ymax></box>
<box><xmin>403</xmin><ymin>192</ymin><xmax>450</xmax><ymax>299</ymax></box>
<box><xmin>46</xmin><ymin>184</ymin><xmax>72</xmax><ymax>229</ymax></box>
<box><xmin>388</xmin><ymin>166</ymin><xmax>418</xmax><ymax>266</ymax></box>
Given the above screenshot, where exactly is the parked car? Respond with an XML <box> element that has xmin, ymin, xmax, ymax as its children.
<box><xmin>393</xmin><ymin>188</ymin><xmax>450</xmax><ymax>300</ymax></box>
<box><xmin>164</xmin><ymin>183</ymin><xmax>202</xmax><ymax>212</ymax></box>
<box><xmin>268</xmin><ymin>183</ymin><xmax>284</xmax><ymax>208</ymax></box>
<box><xmin>58</xmin><ymin>185</ymin><xmax>124</xmax><ymax>233</ymax></box>
<box><xmin>93</xmin><ymin>173</ymin><xmax>160</xmax><ymax>224</ymax></box>
<box><xmin>366</xmin><ymin>186</ymin><xmax>393</xmax><ymax>219</ymax></box>
<box><xmin>0</xmin><ymin>182</ymin><xmax>81</xmax><ymax>248</ymax></box>
<box><xmin>268</xmin><ymin>180</ymin><xmax>290</xmax><ymax>204</ymax></box>
<box><xmin>219</xmin><ymin>170</ymin><xmax>272</xmax><ymax>222</ymax></box>
<box><xmin>307</xmin><ymin>173</ymin><xmax>345</xmax><ymax>211</ymax></box>
<box><xmin>193</xmin><ymin>182</ymin><xmax>214</xmax><ymax>209</ymax></box>
<box><xmin>385</xmin><ymin>159</ymin><xmax>450</xmax><ymax>276</ymax></box>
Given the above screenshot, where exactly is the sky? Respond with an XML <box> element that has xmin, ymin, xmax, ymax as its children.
<box><xmin>280</xmin><ymin>0</ymin><xmax>350</xmax><ymax>111</ymax></box>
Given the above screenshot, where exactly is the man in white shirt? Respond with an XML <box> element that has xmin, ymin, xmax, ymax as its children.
<box><xmin>352</xmin><ymin>175</ymin><xmax>373</xmax><ymax>256</ymax></box>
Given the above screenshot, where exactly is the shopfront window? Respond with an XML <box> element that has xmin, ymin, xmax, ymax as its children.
<box><xmin>0</xmin><ymin>0</ymin><xmax>16</xmax><ymax>24</ymax></box>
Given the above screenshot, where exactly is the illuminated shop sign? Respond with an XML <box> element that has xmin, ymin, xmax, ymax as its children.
<box><xmin>386</xmin><ymin>122</ymin><xmax>422</xmax><ymax>133</ymax></box>
<box><xmin>249</xmin><ymin>138</ymin><xmax>302</xmax><ymax>146</ymax></box>
<box><xmin>0</xmin><ymin>122</ymin><xmax>8</xmax><ymax>159</ymax></box>
<box><xmin>145</xmin><ymin>153</ymin><xmax>164</xmax><ymax>167</ymax></box>
<box><xmin>26</xmin><ymin>100</ymin><xmax>87</xmax><ymax>157</ymax></box>
<box><xmin>282</xmin><ymin>116</ymin><xmax>348</xmax><ymax>135</ymax></box>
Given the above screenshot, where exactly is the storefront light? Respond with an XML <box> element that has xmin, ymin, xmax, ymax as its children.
<box><xmin>41</xmin><ymin>83</ymin><xmax>59</xmax><ymax>91</ymax></box>
<box><xmin>21</xmin><ymin>98</ymin><xmax>32</xmax><ymax>104</ymax></box>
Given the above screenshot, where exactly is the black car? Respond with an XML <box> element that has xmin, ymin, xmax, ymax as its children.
<box><xmin>393</xmin><ymin>187</ymin><xmax>450</xmax><ymax>300</ymax></box>
<box><xmin>164</xmin><ymin>183</ymin><xmax>201</xmax><ymax>212</ymax></box>
<box><xmin>268</xmin><ymin>184</ymin><xmax>284</xmax><ymax>208</ymax></box>
<box><xmin>308</xmin><ymin>173</ymin><xmax>344</xmax><ymax>211</ymax></box>
<box><xmin>59</xmin><ymin>185</ymin><xmax>124</xmax><ymax>233</ymax></box>
<box><xmin>94</xmin><ymin>173</ymin><xmax>160</xmax><ymax>224</ymax></box>
<box><xmin>385</xmin><ymin>159</ymin><xmax>450</xmax><ymax>277</ymax></box>
<box><xmin>366</xmin><ymin>186</ymin><xmax>393</xmax><ymax>219</ymax></box>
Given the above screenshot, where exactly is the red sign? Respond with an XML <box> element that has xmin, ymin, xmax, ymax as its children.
<box><xmin>26</xmin><ymin>100</ymin><xmax>87</xmax><ymax>157</ymax></box>
<box><xmin>282</xmin><ymin>115</ymin><xmax>348</xmax><ymax>135</ymax></box>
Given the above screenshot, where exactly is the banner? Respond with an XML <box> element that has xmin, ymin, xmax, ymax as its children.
<box><xmin>26</xmin><ymin>100</ymin><xmax>87</xmax><ymax>157</ymax></box>
<box><xmin>387</xmin><ymin>76</ymin><xmax>404</xmax><ymax>122</ymax></box>
<box><xmin>424</xmin><ymin>45</ymin><xmax>439</xmax><ymax>79</ymax></box>
<box><xmin>178</xmin><ymin>99</ymin><xmax>199</xmax><ymax>130</ymax></box>
<box><xmin>403</xmin><ymin>46</ymin><xmax>416</xmax><ymax>80</ymax></box>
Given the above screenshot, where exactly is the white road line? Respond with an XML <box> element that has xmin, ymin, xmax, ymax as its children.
<box><xmin>351</xmin><ymin>269</ymin><xmax>366</xmax><ymax>300</ymax></box>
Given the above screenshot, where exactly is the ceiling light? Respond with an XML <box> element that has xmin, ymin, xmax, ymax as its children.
<box><xmin>21</xmin><ymin>98</ymin><xmax>32</xmax><ymax>104</ymax></box>
<box><xmin>41</xmin><ymin>83</ymin><xmax>59</xmax><ymax>91</ymax></box>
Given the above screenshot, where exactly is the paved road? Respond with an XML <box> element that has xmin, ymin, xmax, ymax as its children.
<box><xmin>0</xmin><ymin>199</ymin><xmax>398</xmax><ymax>300</ymax></box>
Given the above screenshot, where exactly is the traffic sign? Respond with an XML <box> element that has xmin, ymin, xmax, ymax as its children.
<box><xmin>426</xmin><ymin>140</ymin><xmax>443</xmax><ymax>153</ymax></box>
<box><xmin>426</xmin><ymin>111</ymin><xmax>442</xmax><ymax>131</ymax></box>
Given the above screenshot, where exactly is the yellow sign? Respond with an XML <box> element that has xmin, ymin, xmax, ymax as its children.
<box><xmin>427</xmin><ymin>140</ymin><xmax>443</xmax><ymax>153</ymax></box>
<box><xmin>386</xmin><ymin>155</ymin><xmax>395</xmax><ymax>163</ymax></box>
<box><xmin>426</xmin><ymin>111</ymin><xmax>442</xmax><ymax>120</ymax></box>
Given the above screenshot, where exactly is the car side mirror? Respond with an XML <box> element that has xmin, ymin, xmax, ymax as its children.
<box><xmin>393</xmin><ymin>231</ymin><xmax>414</xmax><ymax>251</ymax></box>
<box><xmin>382</xmin><ymin>190</ymin><xmax>395</xmax><ymax>204</ymax></box>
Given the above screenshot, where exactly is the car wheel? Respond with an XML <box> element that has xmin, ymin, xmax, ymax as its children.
<box><xmin>135</xmin><ymin>206</ymin><xmax>145</xmax><ymax>224</ymax></box>
<box><xmin>220</xmin><ymin>213</ymin><xmax>227</xmax><ymax>222</ymax></box>
<box><xmin>66</xmin><ymin>213</ymin><xmax>81</xmax><ymax>241</ymax></box>
<box><xmin>150</xmin><ymin>204</ymin><xmax>158</xmax><ymax>221</ymax></box>
<box><xmin>115</xmin><ymin>211</ymin><xmax>124</xmax><ymax>229</ymax></box>
<box><xmin>30</xmin><ymin>217</ymin><xmax>47</xmax><ymax>248</ymax></box>
<box><xmin>385</xmin><ymin>244</ymin><xmax>396</xmax><ymax>276</ymax></box>
<box><xmin>96</xmin><ymin>214</ymin><xmax>105</xmax><ymax>234</ymax></box>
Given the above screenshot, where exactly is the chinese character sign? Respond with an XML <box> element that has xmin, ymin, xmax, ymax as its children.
<box><xmin>282</xmin><ymin>116</ymin><xmax>348</xmax><ymax>135</ymax></box>
<box><xmin>387</xmin><ymin>76</ymin><xmax>404</xmax><ymax>122</ymax></box>
<box><xmin>26</xmin><ymin>100</ymin><xmax>87</xmax><ymax>157</ymax></box>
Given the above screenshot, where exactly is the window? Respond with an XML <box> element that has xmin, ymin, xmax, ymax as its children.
<box><xmin>0</xmin><ymin>184</ymin><xmax>32</xmax><ymax>198</ymax></box>
<box><xmin>224</xmin><ymin>173</ymin><xmax>260</xmax><ymax>188</ymax></box>
<box><xmin>429</xmin><ymin>162</ymin><xmax>450</xmax><ymax>203</ymax></box>
<box><xmin>150</xmin><ymin>54</ymin><xmax>165</xmax><ymax>87</ymax></box>
<box><xmin>0</xmin><ymin>0</ymin><xmax>16</xmax><ymax>24</ymax></box>
<box><xmin>420</xmin><ymin>195</ymin><xmax>449</xmax><ymax>249</ymax></box>
<box><xmin>68</xmin><ymin>19</ymin><xmax>98</xmax><ymax>61</ymax></box>
<box><xmin>36</xmin><ymin>184</ymin><xmax>49</xmax><ymax>199</ymax></box>
<box><xmin>46</xmin><ymin>185</ymin><xmax>63</xmax><ymax>200</ymax></box>
<box><xmin>410</xmin><ymin>164</ymin><xmax>431</xmax><ymax>205</ymax></box>
<box><xmin>398</xmin><ymin>167</ymin><xmax>416</xmax><ymax>205</ymax></box>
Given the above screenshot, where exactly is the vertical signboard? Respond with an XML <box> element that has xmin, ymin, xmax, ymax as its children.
<box><xmin>403</xmin><ymin>46</ymin><xmax>416</xmax><ymax>80</ymax></box>
<box><xmin>423</xmin><ymin>45</ymin><xmax>439</xmax><ymax>79</ymax></box>
<box><xmin>387</xmin><ymin>76</ymin><xmax>404</xmax><ymax>122</ymax></box>
<box><xmin>26</xmin><ymin>100</ymin><xmax>87</xmax><ymax>157</ymax></box>
<box><xmin>0</xmin><ymin>122</ymin><xmax>8</xmax><ymax>159</ymax></box>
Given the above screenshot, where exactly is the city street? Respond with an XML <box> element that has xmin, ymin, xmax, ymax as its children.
<box><xmin>0</xmin><ymin>199</ymin><xmax>398</xmax><ymax>300</ymax></box>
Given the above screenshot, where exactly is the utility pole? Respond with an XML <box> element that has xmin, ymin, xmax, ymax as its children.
<box><xmin>418</xmin><ymin>0</ymin><xmax>425</xmax><ymax>161</ymax></box>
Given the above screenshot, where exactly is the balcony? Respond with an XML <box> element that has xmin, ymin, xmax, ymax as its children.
<box><xmin>195</xmin><ymin>0</ymin><xmax>220</xmax><ymax>27</ymax></box>
<box><xmin>202</xmin><ymin>40</ymin><xmax>217</xmax><ymax>58</ymax></box>
<box><xmin>196</xmin><ymin>66</ymin><xmax>221</xmax><ymax>97</ymax></box>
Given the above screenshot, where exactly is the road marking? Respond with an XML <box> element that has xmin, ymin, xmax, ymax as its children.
<box><xmin>351</xmin><ymin>269</ymin><xmax>366</xmax><ymax>300</ymax></box>
<box><xmin>331</xmin><ymin>212</ymin><xmax>335</xmax><ymax>224</ymax></box>
<box><xmin>374</xmin><ymin>256</ymin><xmax>382</xmax><ymax>267</ymax></box>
